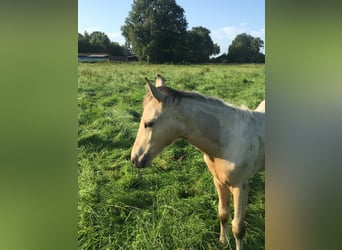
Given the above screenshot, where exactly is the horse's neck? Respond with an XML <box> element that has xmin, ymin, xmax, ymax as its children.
<box><xmin>176</xmin><ymin>99</ymin><xmax>237</xmax><ymax>157</ymax></box>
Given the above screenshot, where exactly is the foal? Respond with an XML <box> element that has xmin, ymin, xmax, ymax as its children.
<box><xmin>131</xmin><ymin>75</ymin><xmax>265</xmax><ymax>250</ymax></box>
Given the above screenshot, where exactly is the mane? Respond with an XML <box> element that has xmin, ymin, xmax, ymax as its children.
<box><xmin>145</xmin><ymin>86</ymin><xmax>227</xmax><ymax>106</ymax></box>
<box><xmin>143</xmin><ymin>86</ymin><xmax>252</xmax><ymax>115</ymax></box>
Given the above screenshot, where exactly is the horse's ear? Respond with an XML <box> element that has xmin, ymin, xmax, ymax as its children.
<box><xmin>145</xmin><ymin>77</ymin><xmax>166</xmax><ymax>103</ymax></box>
<box><xmin>155</xmin><ymin>74</ymin><xmax>165</xmax><ymax>87</ymax></box>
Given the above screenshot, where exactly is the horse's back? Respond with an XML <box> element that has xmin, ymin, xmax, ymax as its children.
<box><xmin>255</xmin><ymin>100</ymin><xmax>265</xmax><ymax>112</ymax></box>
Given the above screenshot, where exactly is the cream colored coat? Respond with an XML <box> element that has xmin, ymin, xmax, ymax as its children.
<box><xmin>131</xmin><ymin>75</ymin><xmax>265</xmax><ymax>250</ymax></box>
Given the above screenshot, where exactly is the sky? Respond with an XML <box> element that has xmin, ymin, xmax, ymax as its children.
<box><xmin>78</xmin><ymin>0</ymin><xmax>265</xmax><ymax>55</ymax></box>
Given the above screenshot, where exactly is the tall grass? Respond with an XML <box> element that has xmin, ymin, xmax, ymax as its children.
<box><xmin>78</xmin><ymin>63</ymin><xmax>265</xmax><ymax>249</ymax></box>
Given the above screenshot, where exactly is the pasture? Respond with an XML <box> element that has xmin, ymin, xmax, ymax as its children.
<box><xmin>78</xmin><ymin>63</ymin><xmax>265</xmax><ymax>249</ymax></box>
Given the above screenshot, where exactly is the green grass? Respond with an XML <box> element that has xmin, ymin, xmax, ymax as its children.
<box><xmin>78</xmin><ymin>62</ymin><xmax>265</xmax><ymax>249</ymax></box>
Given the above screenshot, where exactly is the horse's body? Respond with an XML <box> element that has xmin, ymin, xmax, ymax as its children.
<box><xmin>131</xmin><ymin>75</ymin><xmax>265</xmax><ymax>250</ymax></box>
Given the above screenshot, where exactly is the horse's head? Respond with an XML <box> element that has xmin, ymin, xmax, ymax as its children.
<box><xmin>131</xmin><ymin>75</ymin><xmax>182</xmax><ymax>168</ymax></box>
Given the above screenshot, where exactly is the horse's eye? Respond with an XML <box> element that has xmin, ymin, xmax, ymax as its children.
<box><xmin>144</xmin><ymin>121</ymin><xmax>154</xmax><ymax>128</ymax></box>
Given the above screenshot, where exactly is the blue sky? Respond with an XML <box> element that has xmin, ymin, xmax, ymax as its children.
<box><xmin>78</xmin><ymin>0</ymin><xmax>265</xmax><ymax>55</ymax></box>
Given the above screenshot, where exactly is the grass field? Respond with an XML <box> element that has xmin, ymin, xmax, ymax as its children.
<box><xmin>78</xmin><ymin>63</ymin><xmax>265</xmax><ymax>249</ymax></box>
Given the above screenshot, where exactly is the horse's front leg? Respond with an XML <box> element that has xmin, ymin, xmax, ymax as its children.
<box><xmin>204</xmin><ymin>154</ymin><xmax>231</xmax><ymax>245</ymax></box>
<box><xmin>230</xmin><ymin>181</ymin><xmax>249</xmax><ymax>250</ymax></box>
<box><xmin>213</xmin><ymin>177</ymin><xmax>231</xmax><ymax>245</ymax></box>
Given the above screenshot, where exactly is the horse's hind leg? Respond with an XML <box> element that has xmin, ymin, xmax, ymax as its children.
<box><xmin>230</xmin><ymin>181</ymin><xmax>249</xmax><ymax>250</ymax></box>
<box><xmin>213</xmin><ymin>177</ymin><xmax>231</xmax><ymax>245</ymax></box>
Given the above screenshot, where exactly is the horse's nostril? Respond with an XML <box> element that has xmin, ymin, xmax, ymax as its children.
<box><xmin>131</xmin><ymin>158</ymin><xmax>136</xmax><ymax>166</ymax></box>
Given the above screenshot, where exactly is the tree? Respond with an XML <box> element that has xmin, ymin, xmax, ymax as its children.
<box><xmin>78</xmin><ymin>31</ymin><xmax>128</xmax><ymax>56</ymax></box>
<box><xmin>88</xmin><ymin>31</ymin><xmax>111</xmax><ymax>53</ymax></box>
<box><xmin>185</xmin><ymin>26</ymin><xmax>220</xmax><ymax>63</ymax></box>
<box><xmin>227</xmin><ymin>33</ymin><xmax>265</xmax><ymax>63</ymax></box>
<box><xmin>121</xmin><ymin>0</ymin><xmax>188</xmax><ymax>63</ymax></box>
<box><xmin>107</xmin><ymin>42</ymin><xmax>128</xmax><ymax>56</ymax></box>
<box><xmin>78</xmin><ymin>32</ymin><xmax>93</xmax><ymax>53</ymax></box>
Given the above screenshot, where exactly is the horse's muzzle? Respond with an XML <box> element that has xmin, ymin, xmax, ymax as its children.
<box><xmin>131</xmin><ymin>154</ymin><xmax>150</xmax><ymax>168</ymax></box>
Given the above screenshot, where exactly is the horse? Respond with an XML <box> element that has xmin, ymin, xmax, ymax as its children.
<box><xmin>131</xmin><ymin>75</ymin><xmax>265</xmax><ymax>250</ymax></box>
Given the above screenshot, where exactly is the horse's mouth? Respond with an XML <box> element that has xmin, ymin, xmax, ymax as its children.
<box><xmin>131</xmin><ymin>154</ymin><xmax>151</xmax><ymax>168</ymax></box>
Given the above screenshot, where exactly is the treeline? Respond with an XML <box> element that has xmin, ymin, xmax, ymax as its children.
<box><xmin>121</xmin><ymin>0</ymin><xmax>264</xmax><ymax>63</ymax></box>
<box><xmin>121</xmin><ymin>0</ymin><xmax>219</xmax><ymax>63</ymax></box>
<box><xmin>78</xmin><ymin>31</ymin><xmax>129</xmax><ymax>56</ymax></box>
<box><xmin>78</xmin><ymin>0</ymin><xmax>265</xmax><ymax>64</ymax></box>
<box><xmin>211</xmin><ymin>33</ymin><xmax>265</xmax><ymax>63</ymax></box>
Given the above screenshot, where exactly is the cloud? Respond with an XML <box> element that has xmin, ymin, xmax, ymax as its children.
<box><xmin>211</xmin><ymin>24</ymin><xmax>265</xmax><ymax>55</ymax></box>
<box><xmin>250</xmin><ymin>28</ymin><xmax>265</xmax><ymax>39</ymax></box>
